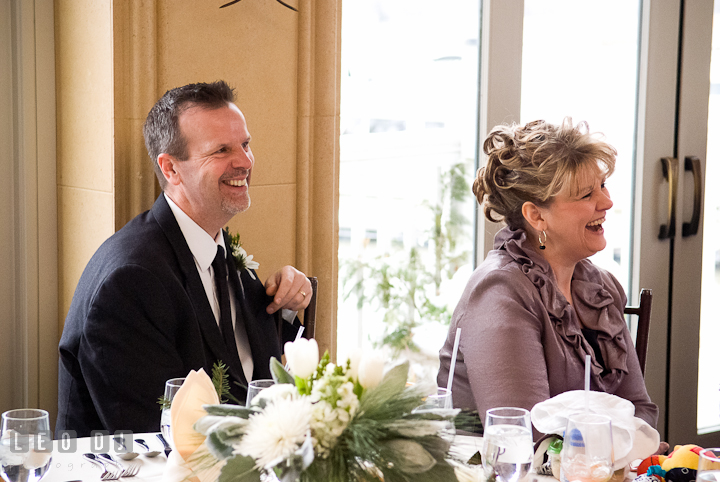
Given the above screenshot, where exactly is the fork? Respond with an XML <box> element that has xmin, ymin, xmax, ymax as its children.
<box><xmin>83</xmin><ymin>453</ymin><xmax>120</xmax><ymax>480</ymax></box>
<box><xmin>99</xmin><ymin>453</ymin><xmax>140</xmax><ymax>477</ymax></box>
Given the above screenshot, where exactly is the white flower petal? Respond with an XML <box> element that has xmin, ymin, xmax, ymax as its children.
<box><xmin>358</xmin><ymin>351</ymin><xmax>386</xmax><ymax>389</ymax></box>
<box><xmin>284</xmin><ymin>338</ymin><xmax>319</xmax><ymax>378</ymax></box>
<box><xmin>234</xmin><ymin>397</ymin><xmax>312</xmax><ymax>467</ymax></box>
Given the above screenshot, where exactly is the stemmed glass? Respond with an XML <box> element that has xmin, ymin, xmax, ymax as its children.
<box><xmin>697</xmin><ymin>448</ymin><xmax>720</xmax><ymax>482</ymax></box>
<box><xmin>482</xmin><ymin>407</ymin><xmax>534</xmax><ymax>482</ymax></box>
<box><xmin>160</xmin><ymin>377</ymin><xmax>185</xmax><ymax>447</ymax></box>
<box><xmin>0</xmin><ymin>409</ymin><xmax>52</xmax><ymax>482</ymax></box>
<box><xmin>245</xmin><ymin>379</ymin><xmax>275</xmax><ymax>406</ymax></box>
<box><xmin>560</xmin><ymin>413</ymin><xmax>614</xmax><ymax>482</ymax></box>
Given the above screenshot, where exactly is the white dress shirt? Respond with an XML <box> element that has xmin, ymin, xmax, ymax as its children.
<box><xmin>165</xmin><ymin>194</ymin><xmax>254</xmax><ymax>381</ymax></box>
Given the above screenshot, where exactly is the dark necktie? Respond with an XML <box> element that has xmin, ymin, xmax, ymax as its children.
<box><xmin>212</xmin><ymin>246</ymin><xmax>241</xmax><ymax>362</ymax></box>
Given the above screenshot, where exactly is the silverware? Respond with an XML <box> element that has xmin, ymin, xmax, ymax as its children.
<box><xmin>82</xmin><ymin>453</ymin><xmax>120</xmax><ymax>480</ymax></box>
<box><xmin>112</xmin><ymin>435</ymin><xmax>140</xmax><ymax>460</ymax></box>
<box><xmin>99</xmin><ymin>453</ymin><xmax>140</xmax><ymax>477</ymax></box>
<box><xmin>134</xmin><ymin>438</ymin><xmax>161</xmax><ymax>458</ymax></box>
<box><xmin>156</xmin><ymin>433</ymin><xmax>172</xmax><ymax>456</ymax></box>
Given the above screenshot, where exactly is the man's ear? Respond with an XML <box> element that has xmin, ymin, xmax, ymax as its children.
<box><xmin>522</xmin><ymin>201</ymin><xmax>546</xmax><ymax>232</ymax></box>
<box><xmin>157</xmin><ymin>153</ymin><xmax>182</xmax><ymax>186</ymax></box>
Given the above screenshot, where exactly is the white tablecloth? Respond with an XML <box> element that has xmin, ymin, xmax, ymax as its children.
<box><xmin>43</xmin><ymin>433</ymin><xmax>167</xmax><ymax>482</ymax></box>
<box><xmin>39</xmin><ymin>433</ymin><xmax>562</xmax><ymax>482</ymax></box>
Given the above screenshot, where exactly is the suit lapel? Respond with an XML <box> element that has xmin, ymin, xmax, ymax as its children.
<box><xmin>151</xmin><ymin>195</ymin><xmax>247</xmax><ymax>387</ymax></box>
<box><xmin>224</xmin><ymin>232</ymin><xmax>281</xmax><ymax>380</ymax></box>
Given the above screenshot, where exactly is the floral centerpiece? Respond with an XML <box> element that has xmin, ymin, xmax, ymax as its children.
<box><xmin>192</xmin><ymin>339</ymin><xmax>462</xmax><ymax>482</ymax></box>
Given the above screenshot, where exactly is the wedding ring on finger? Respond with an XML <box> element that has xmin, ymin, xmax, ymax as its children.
<box><xmin>299</xmin><ymin>290</ymin><xmax>307</xmax><ymax>299</ymax></box>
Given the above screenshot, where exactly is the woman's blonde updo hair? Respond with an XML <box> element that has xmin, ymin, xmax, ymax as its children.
<box><xmin>473</xmin><ymin>117</ymin><xmax>617</xmax><ymax>229</ymax></box>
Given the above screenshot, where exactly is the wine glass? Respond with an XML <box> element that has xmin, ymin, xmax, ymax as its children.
<box><xmin>246</xmin><ymin>379</ymin><xmax>275</xmax><ymax>406</ymax></box>
<box><xmin>697</xmin><ymin>448</ymin><xmax>720</xmax><ymax>482</ymax></box>
<box><xmin>160</xmin><ymin>377</ymin><xmax>185</xmax><ymax>447</ymax></box>
<box><xmin>560</xmin><ymin>413</ymin><xmax>614</xmax><ymax>482</ymax></box>
<box><xmin>482</xmin><ymin>407</ymin><xmax>534</xmax><ymax>482</ymax></box>
<box><xmin>0</xmin><ymin>409</ymin><xmax>52</xmax><ymax>482</ymax></box>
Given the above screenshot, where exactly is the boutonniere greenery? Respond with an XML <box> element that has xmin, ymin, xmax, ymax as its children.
<box><xmin>227</xmin><ymin>230</ymin><xmax>260</xmax><ymax>280</ymax></box>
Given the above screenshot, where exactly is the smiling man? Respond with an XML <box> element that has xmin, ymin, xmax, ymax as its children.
<box><xmin>56</xmin><ymin>81</ymin><xmax>312</xmax><ymax>437</ymax></box>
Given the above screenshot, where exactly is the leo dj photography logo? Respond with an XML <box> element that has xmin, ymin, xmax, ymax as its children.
<box><xmin>6</xmin><ymin>431</ymin><xmax>138</xmax><ymax>454</ymax></box>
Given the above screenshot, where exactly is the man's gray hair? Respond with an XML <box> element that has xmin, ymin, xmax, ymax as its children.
<box><xmin>143</xmin><ymin>80</ymin><xmax>236</xmax><ymax>190</ymax></box>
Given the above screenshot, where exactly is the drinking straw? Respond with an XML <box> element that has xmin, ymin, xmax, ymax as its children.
<box><xmin>584</xmin><ymin>354</ymin><xmax>591</xmax><ymax>413</ymax></box>
<box><xmin>445</xmin><ymin>328</ymin><xmax>461</xmax><ymax>409</ymax></box>
<box><xmin>285</xmin><ymin>326</ymin><xmax>306</xmax><ymax>369</ymax></box>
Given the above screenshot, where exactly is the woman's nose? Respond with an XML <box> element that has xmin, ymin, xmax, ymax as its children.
<box><xmin>599</xmin><ymin>189</ymin><xmax>613</xmax><ymax>210</ymax></box>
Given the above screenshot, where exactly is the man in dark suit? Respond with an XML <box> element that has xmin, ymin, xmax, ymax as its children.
<box><xmin>56</xmin><ymin>81</ymin><xmax>312</xmax><ymax>437</ymax></box>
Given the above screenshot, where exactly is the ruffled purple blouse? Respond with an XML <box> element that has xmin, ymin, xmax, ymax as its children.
<box><xmin>437</xmin><ymin>226</ymin><xmax>658</xmax><ymax>429</ymax></box>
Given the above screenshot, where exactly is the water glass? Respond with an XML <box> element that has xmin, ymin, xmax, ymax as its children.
<box><xmin>698</xmin><ymin>448</ymin><xmax>720</xmax><ymax>482</ymax></box>
<box><xmin>412</xmin><ymin>388</ymin><xmax>454</xmax><ymax>441</ymax></box>
<box><xmin>0</xmin><ymin>409</ymin><xmax>52</xmax><ymax>482</ymax></box>
<box><xmin>160</xmin><ymin>377</ymin><xmax>185</xmax><ymax>446</ymax></box>
<box><xmin>415</xmin><ymin>387</ymin><xmax>453</xmax><ymax>410</ymax></box>
<box><xmin>246</xmin><ymin>379</ymin><xmax>275</xmax><ymax>406</ymax></box>
<box><xmin>560</xmin><ymin>413</ymin><xmax>614</xmax><ymax>482</ymax></box>
<box><xmin>482</xmin><ymin>407</ymin><xmax>534</xmax><ymax>482</ymax></box>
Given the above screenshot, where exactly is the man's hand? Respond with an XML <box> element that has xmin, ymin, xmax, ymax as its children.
<box><xmin>264</xmin><ymin>266</ymin><xmax>313</xmax><ymax>314</ymax></box>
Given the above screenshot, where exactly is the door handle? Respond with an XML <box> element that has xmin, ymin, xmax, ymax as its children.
<box><xmin>682</xmin><ymin>156</ymin><xmax>702</xmax><ymax>237</ymax></box>
<box><xmin>659</xmin><ymin>157</ymin><xmax>679</xmax><ymax>240</ymax></box>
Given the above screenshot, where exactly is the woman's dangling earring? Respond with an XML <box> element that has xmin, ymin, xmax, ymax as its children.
<box><xmin>539</xmin><ymin>231</ymin><xmax>547</xmax><ymax>250</ymax></box>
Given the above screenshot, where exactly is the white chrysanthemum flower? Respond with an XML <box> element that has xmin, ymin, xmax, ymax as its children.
<box><xmin>234</xmin><ymin>397</ymin><xmax>312</xmax><ymax>467</ymax></box>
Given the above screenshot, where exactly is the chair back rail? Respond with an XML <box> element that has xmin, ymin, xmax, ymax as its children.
<box><xmin>624</xmin><ymin>288</ymin><xmax>653</xmax><ymax>377</ymax></box>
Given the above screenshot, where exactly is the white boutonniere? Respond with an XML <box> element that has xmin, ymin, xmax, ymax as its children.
<box><xmin>228</xmin><ymin>230</ymin><xmax>259</xmax><ymax>280</ymax></box>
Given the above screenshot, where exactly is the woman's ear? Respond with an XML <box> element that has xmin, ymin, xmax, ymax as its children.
<box><xmin>522</xmin><ymin>201</ymin><xmax>546</xmax><ymax>233</ymax></box>
<box><xmin>157</xmin><ymin>153</ymin><xmax>181</xmax><ymax>186</ymax></box>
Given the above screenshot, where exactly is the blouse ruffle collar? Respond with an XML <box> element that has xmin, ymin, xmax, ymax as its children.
<box><xmin>494</xmin><ymin>226</ymin><xmax>629</xmax><ymax>390</ymax></box>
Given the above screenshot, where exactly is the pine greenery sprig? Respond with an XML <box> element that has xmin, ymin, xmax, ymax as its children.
<box><xmin>158</xmin><ymin>395</ymin><xmax>172</xmax><ymax>410</ymax></box>
<box><xmin>157</xmin><ymin>361</ymin><xmax>240</xmax><ymax>411</ymax></box>
<box><xmin>212</xmin><ymin>361</ymin><xmax>231</xmax><ymax>403</ymax></box>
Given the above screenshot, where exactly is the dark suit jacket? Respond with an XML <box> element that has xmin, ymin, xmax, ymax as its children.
<box><xmin>56</xmin><ymin>195</ymin><xmax>299</xmax><ymax>437</ymax></box>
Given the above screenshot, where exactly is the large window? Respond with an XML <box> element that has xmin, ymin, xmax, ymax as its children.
<box><xmin>521</xmin><ymin>0</ymin><xmax>642</xmax><ymax>291</ymax></box>
<box><xmin>338</xmin><ymin>0</ymin><xmax>480</xmax><ymax>383</ymax></box>
<box><xmin>698</xmin><ymin>1</ymin><xmax>720</xmax><ymax>434</ymax></box>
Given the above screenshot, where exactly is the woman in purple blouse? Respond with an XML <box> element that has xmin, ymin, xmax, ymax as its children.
<box><xmin>437</xmin><ymin>118</ymin><xmax>658</xmax><ymax>431</ymax></box>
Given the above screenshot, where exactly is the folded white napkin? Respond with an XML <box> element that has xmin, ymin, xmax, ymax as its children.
<box><xmin>531</xmin><ymin>390</ymin><xmax>660</xmax><ymax>469</ymax></box>
<box><xmin>162</xmin><ymin>369</ymin><xmax>225</xmax><ymax>482</ymax></box>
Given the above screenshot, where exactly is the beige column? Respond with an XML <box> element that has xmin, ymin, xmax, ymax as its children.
<box><xmin>296</xmin><ymin>0</ymin><xmax>341</xmax><ymax>358</ymax></box>
<box><xmin>56</xmin><ymin>0</ymin><xmax>116</xmax><ymax>325</ymax></box>
<box><xmin>113</xmin><ymin>0</ymin><xmax>161</xmax><ymax>229</ymax></box>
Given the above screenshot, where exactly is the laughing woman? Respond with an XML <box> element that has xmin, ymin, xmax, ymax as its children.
<box><xmin>437</xmin><ymin>118</ymin><xmax>658</xmax><ymax>430</ymax></box>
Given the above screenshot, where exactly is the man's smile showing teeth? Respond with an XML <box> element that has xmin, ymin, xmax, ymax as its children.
<box><xmin>587</xmin><ymin>217</ymin><xmax>605</xmax><ymax>231</ymax></box>
<box><xmin>225</xmin><ymin>179</ymin><xmax>247</xmax><ymax>187</ymax></box>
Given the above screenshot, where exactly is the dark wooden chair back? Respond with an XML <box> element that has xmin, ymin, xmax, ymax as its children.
<box><xmin>624</xmin><ymin>288</ymin><xmax>653</xmax><ymax>377</ymax></box>
<box><xmin>302</xmin><ymin>277</ymin><xmax>317</xmax><ymax>339</ymax></box>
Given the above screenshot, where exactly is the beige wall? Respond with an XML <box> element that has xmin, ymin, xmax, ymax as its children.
<box><xmin>56</xmin><ymin>0</ymin><xmax>116</xmax><ymax>323</ymax></box>
<box><xmin>57</xmin><ymin>0</ymin><xmax>340</xmax><ymax>356</ymax></box>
